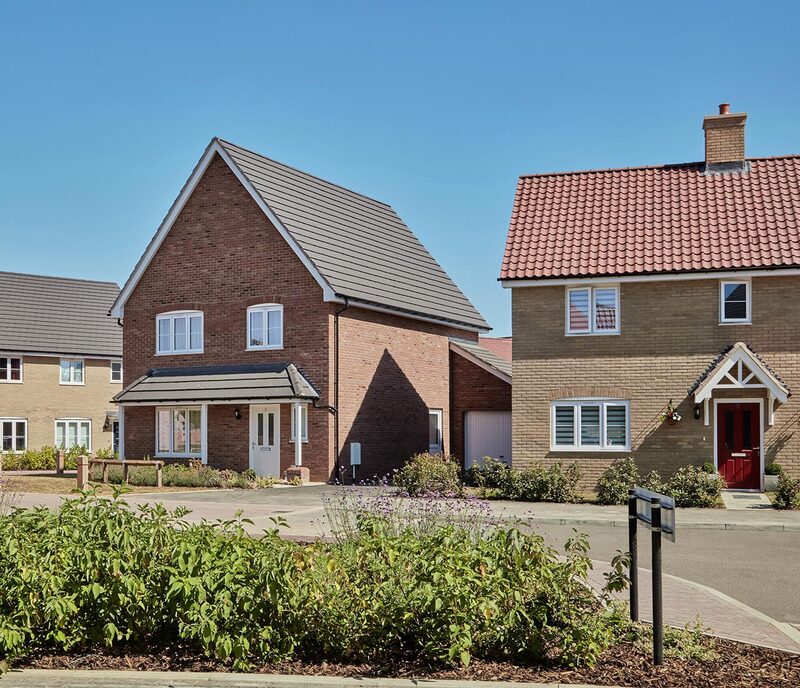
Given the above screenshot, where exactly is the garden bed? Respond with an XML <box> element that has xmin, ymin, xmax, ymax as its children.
<box><xmin>16</xmin><ymin>636</ymin><xmax>800</xmax><ymax>687</ymax></box>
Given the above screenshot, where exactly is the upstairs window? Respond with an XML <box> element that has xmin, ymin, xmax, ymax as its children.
<box><xmin>110</xmin><ymin>361</ymin><xmax>123</xmax><ymax>383</ymax></box>
<box><xmin>0</xmin><ymin>357</ymin><xmax>22</xmax><ymax>383</ymax></box>
<box><xmin>551</xmin><ymin>400</ymin><xmax>630</xmax><ymax>451</ymax></box>
<box><xmin>720</xmin><ymin>281</ymin><xmax>750</xmax><ymax>324</ymax></box>
<box><xmin>157</xmin><ymin>311</ymin><xmax>203</xmax><ymax>354</ymax></box>
<box><xmin>60</xmin><ymin>359</ymin><xmax>84</xmax><ymax>385</ymax></box>
<box><xmin>567</xmin><ymin>286</ymin><xmax>620</xmax><ymax>335</ymax></box>
<box><xmin>247</xmin><ymin>304</ymin><xmax>283</xmax><ymax>350</ymax></box>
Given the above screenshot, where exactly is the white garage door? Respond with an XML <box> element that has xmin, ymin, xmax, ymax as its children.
<box><xmin>464</xmin><ymin>411</ymin><xmax>512</xmax><ymax>468</ymax></box>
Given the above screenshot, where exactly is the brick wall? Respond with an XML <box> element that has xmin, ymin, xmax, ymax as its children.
<box><xmin>512</xmin><ymin>276</ymin><xmax>800</xmax><ymax>485</ymax></box>
<box><xmin>0</xmin><ymin>355</ymin><xmax>120</xmax><ymax>452</ymax></box>
<box><xmin>449</xmin><ymin>351</ymin><xmax>511</xmax><ymax>463</ymax></box>
<box><xmin>335</xmin><ymin>307</ymin><xmax>477</xmax><ymax>480</ymax></box>
<box><xmin>704</xmin><ymin>114</ymin><xmax>746</xmax><ymax>165</ymax></box>
<box><xmin>122</xmin><ymin>153</ymin><xmax>333</xmax><ymax>479</ymax></box>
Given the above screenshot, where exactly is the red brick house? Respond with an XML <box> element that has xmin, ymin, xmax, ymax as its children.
<box><xmin>111</xmin><ymin>138</ymin><xmax>510</xmax><ymax>481</ymax></box>
<box><xmin>501</xmin><ymin>104</ymin><xmax>799</xmax><ymax>491</ymax></box>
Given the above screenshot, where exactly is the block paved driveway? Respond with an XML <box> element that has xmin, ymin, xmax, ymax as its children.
<box><xmin>15</xmin><ymin>485</ymin><xmax>800</xmax><ymax>650</ymax></box>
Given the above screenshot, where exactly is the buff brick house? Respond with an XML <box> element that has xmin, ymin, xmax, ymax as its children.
<box><xmin>111</xmin><ymin>138</ymin><xmax>510</xmax><ymax>481</ymax></box>
<box><xmin>501</xmin><ymin>104</ymin><xmax>800</xmax><ymax>491</ymax></box>
<box><xmin>0</xmin><ymin>272</ymin><xmax>123</xmax><ymax>455</ymax></box>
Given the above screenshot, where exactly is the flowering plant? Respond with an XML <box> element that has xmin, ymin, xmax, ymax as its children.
<box><xmin>659</xmin><ymin>399</ymin><xmax>682</xmax><ymax>423</ymax></box>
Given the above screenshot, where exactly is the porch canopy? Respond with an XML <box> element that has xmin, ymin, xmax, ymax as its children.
<box><xmin>112</xmin><ymin>363</ymin><xmax>319</xmax><ymax>405</ymax></box>
<box><xmin>690</xmin><ymin>342</ymin><xmax>790</xmax><ymax>425</ymax></box>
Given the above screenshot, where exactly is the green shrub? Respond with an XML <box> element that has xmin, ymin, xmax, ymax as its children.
<box><xmin>394</xmin><ymin>453</ymin><xmax>463</xmax><ymax>496</ymax></box>
<box><xmin>1</xmin><ymin>445</ymin><xmax>88</xmax><ymax>471</ymax></box>
<box><xmin>497</xmin><ymin>462</ymin><xmax>581</xmax><ymax>503</ymax></box>
<box><xmin>640</xmin><ymin>470</ymin><xmax>668</xmax><ymax>494</ymax></box>
<box><xmin>0</xmin><ymin>493</ymin><xmax>621</xmax><ymax>669</ymax></box>
<box><xmin>773</xmin><ymin>474</ymin><xmax>800</xmax><ymax>510</ymax></box>
<box><xmin>700</xmin><ymin>461</ymin><xmax>715</xmax><ymax>474</ymax></box>
<box><xmin>596</xmin><ymin>458</ymin><xmax>639</xmax><ymax>505</ymax></box>
<box><xmin>668</xmin><ymin>466</ymin><xmax>725</xmax><ymax>508</ymax></box>
<box><xmin>463</xmin><ymin>457</ymin><xmax>510</xmax><ymax>488</ymax></box>
<box><xmin>88</xmin><ymin>464</ymin><xmax>267</xmax><ymax>489</ymax></box>
<box><xmin>765</xmin><ymin>462</ymin><xmax>783</xmax><ymax>476</ymax></box>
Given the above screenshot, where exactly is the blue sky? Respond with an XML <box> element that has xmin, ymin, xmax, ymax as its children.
<box><xmin>1</xmin><ymin>1</ymin><xmax>798</xmax><ymax>335</ymax></box>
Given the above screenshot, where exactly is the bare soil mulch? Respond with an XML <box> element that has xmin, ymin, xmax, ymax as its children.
<box><xmin>17</xmin><ymin>637</ymin><xmax>800</xmax><ymax>687</ymax></box>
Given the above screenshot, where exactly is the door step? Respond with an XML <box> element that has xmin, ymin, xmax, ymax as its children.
<box><xmin>721</xmin><ymin>491</ymin><xmax>773</xmax><ymax>511</ymax></box>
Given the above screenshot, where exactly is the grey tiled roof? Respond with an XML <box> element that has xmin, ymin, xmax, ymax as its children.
<box><xmin>113</xmin><ymin>363</ymin><xmax>319</xmax><ymax>404</ymax></box>
<box><xmin>449</xmin><ymin>337</ymin><xmax>512</xmax><ymax>379</ymax></box>
<box><xmin>218</xmin><ymin>140</ymin><xmax>490</xmax><ymax>331</ymax></box>
<box><xmin>0</xmin><ymin>271</ymin><xmax>121</xmax><ymax>357</ymax></box>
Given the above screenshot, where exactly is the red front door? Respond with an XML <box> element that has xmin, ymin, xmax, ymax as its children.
<box><xmin>716</xmin><ymin>402</ymin><xmax>760</xmax><ymax>489</ymax></box>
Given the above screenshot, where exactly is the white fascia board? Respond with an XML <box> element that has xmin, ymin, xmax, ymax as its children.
<box><xmin>501</xmin><ymin>267</ymin><xmax>800</xmax><ymax>289</ymax></box>
<box><xmin>449</xmin><ymin>342</ymin><xmax>512</xmax><ymax>384</ymax></box>
<box><xmin>110</xmin><ymin>139</ymin><xmax>338</xmax><ymax>318</ymax></box>
<box><xmin>694</xmin><ymin>343</ymin><xmax>789</xmax><ymax>403</ymax></box>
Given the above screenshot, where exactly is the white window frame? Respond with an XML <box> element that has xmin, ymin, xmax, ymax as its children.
<box><xmin>428</xmin><ymin>408</ymin><xmax>444</xmax><ymax>454</ymax></box>
<box><xmin>566</xmin><ymin>285</ymin><xmax>620</xmax><ymax>335</ymax></box>
<box><xmin>1</xmin><ymin>418</ymin><xmax>28</xmax><ymax>453</ymax></box>
<box><xmin>156</xmin><ymin>311</ymin><xmax>204</xmax><ymax>355</ymax></box>
<box><xmin>0</xmin><ymin>355</ymin><xmax>23</xmax><ymax>384</ymax></box>
<box><xmin>246</xmin><ymin>304</ymin><xmax>284</xmax><ymax>351</ymax></box>
<box><xmin>110</xmin><ymin>361</ymin><xmax>123</xmax><ymax>383</ymax></box>
<box><xmin>55</xmin><ymin>419</ymin><xmax>92</xmax><ymax>451</ymax></box>
<box><xmin>719</xmin><ymin>280</ymin><xmax>751</xmax><ymax>324</ymax></box>
<box><xmin>155</xmin><ymin>406</ymin><xmax>203</xmax><ymax>458</ymax></box>
<box><xmin>290</xmin><ymin>403</ymin><xmax>309</xmax><ymax>443</ymax></box>
<box><xmin>59</xmin><ymin>358</ymin><xmax>85</xmax><ymax>385</ymax></box>
<box><xmin>550</xmin><ymin>399</ymin><xmax>631</xmax><ymax>452</ymax></box>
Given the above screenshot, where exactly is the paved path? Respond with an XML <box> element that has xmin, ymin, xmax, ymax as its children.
<box><xmin>0</xmin><ymin>670</ymin><xmax>610</xmax><ymax>688</ymax></box>
<box><xmin>11</xmin><ymin>486</ymin><xmax>800</xmax><ymax>654</ymax></box>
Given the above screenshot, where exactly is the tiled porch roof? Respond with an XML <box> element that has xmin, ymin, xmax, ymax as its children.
<box><xmin>113</xmin><ymin>363</ymin><xmax>319</xmax><ymax>405</ymax></box>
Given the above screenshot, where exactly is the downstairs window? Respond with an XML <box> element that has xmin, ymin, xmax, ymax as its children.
<box><xmin>551</xmin><ymin>400</ymin><xmax>630</xmax><ymax>451</ymax></box>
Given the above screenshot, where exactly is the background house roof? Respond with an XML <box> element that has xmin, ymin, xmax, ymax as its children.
<box><xmin>500</xmin><ymin>155</ymin><xmax>800</xmax><ymax>281</ymax></box>
<box><xmin>113</xmin><ymin>363</ymin><xmax>319</xmax><ymax>404</ymax></box>
<box><xmin>0</xmin><ymin>271</ymin><xmax>121</xmax><ymax>357</ymax></box>
<box><xmin>218</xmin><ymin>140</ymin><xmax>489</xmax><ymax>330</ymax></box>
<box><xmin>450</xmin><ymin>337</ymin><xmax>512</xmax><ymax>380</ymax></box>
<box><xmin>478</xmin><ymin>336</ymin><xmax>512</xmax><ymax>363</ymax></box>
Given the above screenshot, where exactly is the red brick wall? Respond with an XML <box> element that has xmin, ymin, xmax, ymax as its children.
<box><xmin>122</xmin><ymin>153</ymin><xmax>333</xmax><ymax>479</ymax></box>
<box><xmin>335</xmin><ymin>306</ymin><xmax>478</xmax><ymax>480</ymax></box>
<box><xmin>449</xmin><ymin>351</ymin><xmax>511</xmax><ymax>463</ymax></box>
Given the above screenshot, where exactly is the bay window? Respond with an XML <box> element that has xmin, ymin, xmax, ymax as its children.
<box><xmin>55</xmin><ymin>419</ymin><xmax>91</xmax><ymax>451</ymax></box>
<box><xmin>156</xmin><ymin>407</ymin><xmax>202</xmax><ymax>457</ymax></box>
<box><xmin>156</xmin><ymin>311</ymin><xmax>203</xmax><ymax>354</ymax></box>
<box><xmin>566</xmin><ymin>286</ymin><xmax>620</xmax><ymax>335</ymax></box>
<box><xmin>551</xmin><ymin>400</ymin><xmax>630</xmax><ymax>451</ymax></box>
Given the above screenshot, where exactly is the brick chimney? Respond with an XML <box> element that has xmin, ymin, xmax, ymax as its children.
<box><xmin>703</xmin><ymin>103</ymin><xmax>748</xmax><ymax>172</ymax></box>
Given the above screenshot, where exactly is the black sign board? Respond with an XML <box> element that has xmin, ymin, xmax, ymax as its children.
<box><xmin>632</xmin><ymin>486</ymin><xmax>676</xmax><ymax>542</ymax></box>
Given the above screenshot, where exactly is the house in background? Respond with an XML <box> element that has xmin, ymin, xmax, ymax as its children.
<box><xmin>501</xmin><ymin>104</ymin><xmax>800</xmax><ymax>491</ymax></box>
<box><xmin>111</xmin><ymin>138</ymin><xmax>507</xmax><ymax>482</ymax></box>
<box><xmin>0</xmin><ymin>272</ymin><xmax>122</xmax><ymax>455</ymax></box>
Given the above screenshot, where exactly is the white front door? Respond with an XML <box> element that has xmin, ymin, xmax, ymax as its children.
<box><xmin>249</xmin><ymin>404</ymin><xmax>280</xmax><ymax>477</ymax></box>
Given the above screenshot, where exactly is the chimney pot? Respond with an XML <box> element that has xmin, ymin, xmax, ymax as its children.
<box><xmin>719</xmin><ymin>103</ymin><xmax>731</xmax><ymax>115</ymax></box>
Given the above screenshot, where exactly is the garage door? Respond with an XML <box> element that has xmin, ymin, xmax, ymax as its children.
<box><xmin>464</xmin><ymin>411</ymin><xmax>512</xmax><ymax>468</ymax></box>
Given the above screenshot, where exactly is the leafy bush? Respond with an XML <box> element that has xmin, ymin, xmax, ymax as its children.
<box><xmin>0</xmin><ymin>493</ymin><xmax>623</xmax><ymax>669</ymax></box>
<box><xmin>496</xmin><ymin>462</ymin><xmax>581</xmax><ymax>503</ymax></box>
<box><xmin>668</xmin><ymin>466</ymin><xmax>725</xmax><ymax>508</ymax></box>
<box><xmin>700</xmin><ymin>461</ymin><xmax>715</xmax><ymax>474</ymax></box>
<box><xmin>88</xmin><ymin>464</ymin><xmax>275</xmax><ymax>490</ymax></box>
<box><xmin>0</xmin><ymin>445</ymin><xmax>85</xmax><ymax>471</ymax></box>
<box><xmin>596</xmin><ymin>458</ymin><xmax>639</xmax><ymax>505</ymax></box>
<box><xmin>765</xmin><ymin>462</ymin><xmax>783</xmax><ymax>476</ymax></box>
<box><xmin>773</xmin><ymin>473</ymin><xmax>800</xmax><ymax>510</ymax></box>
<box><xmin>463</xmin><ymin>457</ymin><xmax>511</xmax><ymax>488</ymax></box>
<box><xmin>394</xmin><ymin>453</ymin><xmax>463</xmax><ymax>496</ymax></box>
<box><xmin>640</xmin><ymin>470</ymin><xmax>668</xmax><ymax>494</ymax></box>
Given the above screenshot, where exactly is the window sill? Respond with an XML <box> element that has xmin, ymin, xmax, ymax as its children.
<box><xmin>719</xmin><ymin>320</ymin><xmax>751</xmax><ymax>326</ymax></box>
<box><xmin>565</xmin><ymin>331</ymin><xmax>621</xmax><ymax>337</ymax></box>
<box><xmin>246</xmin><ymin>346</ymin><xmax>284</xmax><ymax>352</ymax></box>
<box><xmin>59</xmin><ymin>382</ymin><xmax>85</xmax><ymax>386</ymax></box>
<box><xmin>550</xmin><ymin>447</ymin><xmax>632</xmax><ymax>453</ymax></box>
<box><xmin>0</xmin><ymin>380</ymin><xmax>23</xmax><ymax>384</ymax></box>
<box><xmin>289</xmin><ymin>439</ymin><xmax>309</xmax><ymax>444</ymax></box>
<box><xmin>155</xmin><ymin>350</ymin><xmax>204</xmax><ymax>356</ymax></box>
<box><xmin>154</xmin><ymin>454</ymin><xmax>203</xmax><ymax>460</ymax></box>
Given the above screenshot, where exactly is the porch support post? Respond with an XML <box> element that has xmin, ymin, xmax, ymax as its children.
<box><xmin>703</xmin><ymin>398</ymin><xmax>709</xmax><ymax>426</ymax></box>
<box><xmin>200</xmin><ymin>403</ymin><xmax>208</xmax><ymax>464</ymax></box>
<box><xmin>769</xmin><ymin>395</ymin><xmax>775</xmax><ymax>426</ymax></box>
<box><xmin>294</xmin><ymin>400</ymin><xmax>302</xmax><ymax>466</ymax></box>
<box><xmin>118</xmin><ymin>405</ymin><xmax>125</xmax><ymax>460</ymax></box>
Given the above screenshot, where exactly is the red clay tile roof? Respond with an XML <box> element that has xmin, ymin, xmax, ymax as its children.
<box><xmin>500</xmin><ymin>155</ymin><xmax>800</xmax><ymax>280</ymax></box>
<box><xmin>478</xmin><ymin>336</ymin><xmax>512</xmax><ymax>363</ymax></box>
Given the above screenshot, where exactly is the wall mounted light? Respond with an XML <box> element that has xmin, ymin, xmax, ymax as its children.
<box><xmin>234</xmin><ymin>408</ymin><xmax>242</xmax><ymax>421</ymax></box>
<box><xmin>694</xmin><ymin>404</ymin><xmax>702</xmax><ymax>420</ymax></box>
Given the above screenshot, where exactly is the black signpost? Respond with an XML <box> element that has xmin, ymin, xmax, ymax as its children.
<box><xmin>628</xmin><ymin>486</ymin><xmax>676</xmax><ymax>666</ymax></box>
